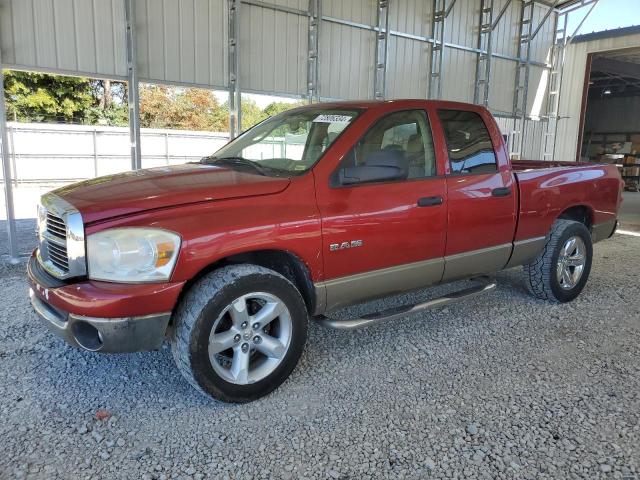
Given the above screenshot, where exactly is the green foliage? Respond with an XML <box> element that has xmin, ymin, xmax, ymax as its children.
<box><xmin>227</xmin><ymin>99</ymin><xmax>304</xmax><ymax>131</ymax></box>
<box><xmin>263</xmin><ymin>101</ymin><xmax>305</xmax><ymax>118</ymax></box>
<box><xmin>3</xmin><ymin>70</ymin><xmax>128</xmax><ymax>126</ymax></box>
<box><xmin>3</xmin><ymin>70</ymin><xmax>306</xmax><ymax>131</ymax></box>
<box><xmin>139</xmin><ymin>85</ymin><xmax>229</xmax><ymax>131</ymax></box>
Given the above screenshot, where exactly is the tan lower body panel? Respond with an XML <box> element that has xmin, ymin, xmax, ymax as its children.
<box><xmin>591</xmin><ymin>219</ymin><xmax>617</xmax><ymax>243</ymax></box>
<box><xmin>314</xmin><ymin>238</ymin><xmax>554</xmax><ymax>314</ymax></box>
<box><xmin>314</xmin><ymin>258</ymin><xmax>444</xmax><ymax>313</ymax></box>
<box><xmin>440</xmin><ymin>243</ymin><xmax>512</xmax><ymax>283</ymax></box>
<box><xmin>504</xmin><ymin>236</ymin><xmax>547</xmax><ymax>269</ymax></box>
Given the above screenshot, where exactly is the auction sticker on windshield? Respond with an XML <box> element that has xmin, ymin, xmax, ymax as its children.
<box><xmin>313</xmin><ymin>114</ymin><xmax>353</xmax><ymax>123</ymax></box>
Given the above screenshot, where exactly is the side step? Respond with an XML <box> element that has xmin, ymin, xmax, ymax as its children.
<box><xmin>314</xmin><ymin>279</ymin><xmax>497</xmax><ymax>330</ymax></box>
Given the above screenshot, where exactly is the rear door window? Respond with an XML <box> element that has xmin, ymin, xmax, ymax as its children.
<box><xmin>437</xmin><ymin>110</ymin><xmax>497</xmax><ymax>174</ymax></box>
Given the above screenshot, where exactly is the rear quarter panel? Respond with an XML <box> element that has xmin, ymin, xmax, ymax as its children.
<box><xmin>514</xmin><ymin>162</ymin><xmax>622</xmax><ymax>241</ymax></box>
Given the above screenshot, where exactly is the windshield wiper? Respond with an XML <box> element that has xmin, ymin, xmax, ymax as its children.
<box><xmin>200</xmin><ymin>156</ymin><xmax>270</xmax><ymax>176</ymax></box>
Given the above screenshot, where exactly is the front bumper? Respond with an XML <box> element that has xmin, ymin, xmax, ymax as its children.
<box><xmin>27</xmin><ymin>252</ymin><xmax>180</xmax><ymax>353</ymax></box>
<box><xmin>30</xmin><ymin>289</ymin><xmax>171</xmax><ymax>352</ymax></box>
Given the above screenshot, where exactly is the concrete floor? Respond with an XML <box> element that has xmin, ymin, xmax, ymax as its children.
<box><xmin>620</xmin><ymin>192</ymin><xmax>640</xmax><ymax>232</ymax></box>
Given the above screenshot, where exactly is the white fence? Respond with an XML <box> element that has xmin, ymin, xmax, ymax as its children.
<box><xmin>1</xmin><ymin>122</ymin><xmax>232</xmax><ymax>184</ymax></box>
<box><xmin>0</xmin><ymin>122</ymin><xmax>306</xmax><ymax>220</ymax></box>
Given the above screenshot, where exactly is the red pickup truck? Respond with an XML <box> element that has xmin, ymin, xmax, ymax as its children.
<box><xmin>28</xmin><ymin>100</ymin><xmax>622</xmax><ymax>402</ymax></box>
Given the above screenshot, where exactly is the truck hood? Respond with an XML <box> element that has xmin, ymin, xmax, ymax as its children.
<box><xmin>53</xmin><ymin>163</ymin><xmax>291</xmax><ymax>224</ymax></box>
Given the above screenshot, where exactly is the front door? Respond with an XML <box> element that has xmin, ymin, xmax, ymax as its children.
<box><xmin>315</xmin><ymin>108</ymin><xmax>447</xmax><ymax>311</ymax></box>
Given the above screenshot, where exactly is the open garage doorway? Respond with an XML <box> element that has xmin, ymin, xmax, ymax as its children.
<box><xmin>577</xmin><ymin>44</ymin><xmax>640</xmax><ymax>233</ymax></box>
<box><xmin>578</xmin><ymin>47</ymin><xmax>640</xmax><ymax>192</ymax></box>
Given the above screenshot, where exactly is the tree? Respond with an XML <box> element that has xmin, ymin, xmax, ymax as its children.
<box><xmin>139</xmin><ymin>85</ymin><xmax>228</xmax><ymax>131</ymax></box>
<box><xmin>263</xmin><ymin>101</ymin><xmax>305</xmax><ymax>117</ymax></box>
<box><xmin>240</xmin><ymin>98</ymin><xmax>267</xmax><ymax>130</ymax></box>
<box><xmin>4</xmin><ymin>71</ymin><xmax>94</xmax><ymax>123</ymax></box>
<box><xmin>4</xmin><ymin>70</ymin><xmax>307</xmax><ymax>132</ymax></box>
<box><xmin>3</xmin><ymin>70</ymin><xmax>128</xmax><ymax>126</ymax></box>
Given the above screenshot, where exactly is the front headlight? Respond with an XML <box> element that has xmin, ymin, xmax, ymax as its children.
<box><xmin>87</xmin><ymin>228</ymin><xmax>181</xmax><ymax>283</ymax></box>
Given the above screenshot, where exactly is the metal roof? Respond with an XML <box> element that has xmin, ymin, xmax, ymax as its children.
<box><xmin>572</xmin><ymin>25</ymin><xmax>640</xmax><ymax>44</ymax></box>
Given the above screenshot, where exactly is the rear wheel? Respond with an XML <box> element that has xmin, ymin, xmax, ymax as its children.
<box><xmin>171</xmin><ymin>265</ymin><xmax>308</xmax><ymax>402</ymax></box>
<box><xmin>523</xmin><ymin>219</ymin><xmax>593</xmax><ymax>303</ymax></box>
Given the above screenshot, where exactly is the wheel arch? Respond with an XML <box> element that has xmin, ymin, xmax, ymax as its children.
<box><xmin>557</xmin><ymin>204</ymin><xmax>594</xmax><ymax>231</ymax></box>
<box><xmin>174</xmin><ymin>249</ymin><xmax>317</xmax><ymax>317</ymax></box>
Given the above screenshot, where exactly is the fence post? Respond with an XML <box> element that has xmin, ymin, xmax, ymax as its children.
<box><xmin>9</xmin><ymin>125</ymin><xmax>17</xmax><ymax>187</ymax></box>
<box><xmin>165</xmin><ymin>132</ymin><xmax>170</xmax><ymax>165</ymax></box>
<box><xmin>93</xmin><ymin>128</ymin><xmax>99</xmax><ymax>177</ymax></box>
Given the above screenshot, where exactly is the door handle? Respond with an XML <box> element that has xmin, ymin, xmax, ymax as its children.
<box><xmin>417</xmin><ymin>196</ymin><xmax>443</xmax><ymax>207</ymax></box>
<box><xmin>491</xmin><ymin>187</ymin><xmax>512</xmax><ymax>197</ymax></box>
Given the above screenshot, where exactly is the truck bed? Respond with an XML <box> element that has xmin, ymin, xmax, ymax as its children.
<box><xmin>512</xmin><ymin>160</ymin><xmax>622</xmax><ymax>242</ymax></box>
<box><xmin>511</xmin><ymin>159</ymin><xmax>594</xmax><ymax>171</ymax></box>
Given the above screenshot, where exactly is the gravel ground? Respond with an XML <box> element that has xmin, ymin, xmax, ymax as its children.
<box><xmin>1</xmin><ymin>233</ymin><xmax>639</xmax><ymax>480</ymax></box>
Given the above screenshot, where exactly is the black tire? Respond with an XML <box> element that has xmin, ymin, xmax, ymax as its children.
<box><xmin>171</xmin><ymin>264</ymin><xmax>308</xmax><ymax>403</ymax></box>
<box><xmin>523</xmin><ymin>219</ymin><xmax>593</xmax><ymax>303</ymax></box>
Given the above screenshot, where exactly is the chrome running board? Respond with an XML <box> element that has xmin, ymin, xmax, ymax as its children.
<box><xmin>315</xmin><ymin>279</ymin><xmax>497</xmax><ymax>330</ymax></box>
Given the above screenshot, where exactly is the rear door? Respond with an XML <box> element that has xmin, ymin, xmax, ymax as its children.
<box><xmin>433</xmin><ymin>108</ymin><xmax>517</xmax><ymax>281</ymax></box>
<box><xmin>314</xmin><ymin>107</ymin><xmax>447</xmax><ymax>311</ymax></box>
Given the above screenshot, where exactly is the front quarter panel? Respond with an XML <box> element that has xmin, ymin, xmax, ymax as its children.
<box><xmin>84</xmin><ymin>175</ymin><xmax>324</xmax><ymax>284</ymax></box>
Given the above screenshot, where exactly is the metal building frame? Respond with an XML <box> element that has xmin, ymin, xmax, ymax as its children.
<box><xmin>473</xmin><ymin>0</ymin><xmax>495</xmax><ymax>106</ymax></box>
<box><xmin>374</xmin><ymin>0</ymin><xmax>390</xmax><ymax>100</ymax></box>
<box><xmin>228</xmin><ymin>0</ymin><xmax>242</xmax><ymax>138</ymax></box>
<box><xmin>429</xmin><ymin>0</ymin><xmax>457</xmax><ymax>100</ymax></box>
<box><xmin>307</xmin><ymin>0</ymin><xmax>321</xmax><ymax>103</ymax></box>
<box><xmin>542</xmin><ymin>0</ymin><xmax>599</xmax><ymax>160</ymax></box>
<box><xmin>0</xmin><ymin>57</ymin><xmax>19</xmax><ymax>264</ymax></box>
<box><xmin>0</xmin><ymin>0</ymin><xmax>601</xmax><ymax>262</ymax></box>
<box><xmin>125</xmin><ymin>0</ymin><xmax>142</xmax><ymax>170</ymax></box>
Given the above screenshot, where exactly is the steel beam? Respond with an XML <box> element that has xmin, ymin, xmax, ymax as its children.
<box><xmin>491</xmin><ymin>0</ymin><xmax>513</xmax><ymax>30</ymax></box>
<box><xmin>474</xmin><ymin>0</ymin><xmax>494</xmax><ymax>106</ymax></box>
<box><xmin>307</xmin><ymin>0</ymin><xmax>320</xmax><ymax>103</ymax></box>
<box><xmin>319</xmin><ymin>12</ymin><xmax>552</xmax><ymax>70</ymax></box>
<box><xmin>429</xmin><ymin>0</ymin><xmax>446</xmax><ymax>99</ymax></box>
<box><xmin>228</xmin><ymin>0</ymin><xmax>242</xmax><ymax>138</ymax></box>
<box><xmin>530</xmin><ymin>0</ymin><xmax>561</xmax><ymax>40</ymax></box>
<box><xmin>124</xmin><ymin>0</ymin><xmax>141</xmax><ymax>170</ymax></box>
<box><xmin>542</xmin><ymin>0</ymin><xmax>599</xmax><ymax>160</ymax></box>
<box><xmin>590</xmin><ymin>61</ymin><xmax>640</xmax><ymax>81</ymax></box>
<box><xmin>374</xmin><ymin>0</ymin><xmax>390</xmax><ymax>100</ymax></box>
<box><xmin>542</xmin><ymin>11</ymin><xmax>565</xmax><ymax>160</ymax></box>
<box><xmin>0</xmin><ymin>64</ymin><xmax>19</xmax><ymax>263</ymax></box>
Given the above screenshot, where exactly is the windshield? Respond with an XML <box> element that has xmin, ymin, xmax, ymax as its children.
<box><xmin>208</xmin><ymin>108</ymin><xmax>361</xmax><ymax>176</ymax></box>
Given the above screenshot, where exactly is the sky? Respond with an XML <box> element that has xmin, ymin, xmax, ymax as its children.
<box><xmin>566</xmin><ymin>0</ymin><xmax>640</xmax><ymax>36</ymax></box>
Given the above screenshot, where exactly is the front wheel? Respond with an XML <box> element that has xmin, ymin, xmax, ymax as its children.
<box><xmin>523</xmin><ymin>219</ymin><xmax>593</xmax><ymax>303</ymax></box>
<box><xmin>171</xmin><ymin>264</ymin><xmax>308</xmax><ymax>402</ymax></box>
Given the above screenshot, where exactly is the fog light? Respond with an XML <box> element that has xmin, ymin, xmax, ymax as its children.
<box><xmin>72</xmin><ymin>321</ymin><xmax>104</xmax><ymax>351</ymax></box>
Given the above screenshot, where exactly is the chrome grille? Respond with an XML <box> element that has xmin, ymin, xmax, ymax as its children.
<box><xmin>44</xmin><ymin>212</ymin><xmax>69</xmax><ymax>273</ymax></box>
<box><xmin>37</xmin><ymin>193</ymin><xmax>86</xmax><ymax>279</ymax></box>
<box><xmin>46</xmin><ymin>213</ymin><xmax>67</xmax><ymax>240</ymax></box>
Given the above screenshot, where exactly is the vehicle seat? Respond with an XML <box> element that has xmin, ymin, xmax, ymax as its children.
<box><xmin>364</xmin><ymin>149</ymin><xmax>408</xmax><ymax>179</ymax></box>
<box><xmin>406</xmin><ymin>134</ymin><xmax>425</xmax><ymax>178</ymax></box>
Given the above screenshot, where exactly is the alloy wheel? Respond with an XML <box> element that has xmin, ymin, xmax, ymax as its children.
<box><xmin>556</xmin><ymin>235</ymin><xmax>587</xmax><ymax>290</ymax></box>
<box><xmin>208</xmin><ymin>292</ymin><xmax>292</xmax><ymax>385</ymax></box>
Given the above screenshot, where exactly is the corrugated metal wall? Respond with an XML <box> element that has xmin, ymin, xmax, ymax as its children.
<box><xmin>136</xmin><ymin>0</ymin><xmax>228</xmax><ymax>89</ymax></box>
<box><xmin>0</xmin><ymin>0</ymin><xmax>558</xmax><ymax>128</ymax></box>
<box><xmin>0</xmin><ymin>0</ymin><xmax>127</xmax><ymax>78</ymax></box>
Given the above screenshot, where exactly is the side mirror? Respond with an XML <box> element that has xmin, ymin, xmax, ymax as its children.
<box><xmin>339</xmin><ymin>165</ymin><xmax>406</xmax><ymax>185</ymax></box>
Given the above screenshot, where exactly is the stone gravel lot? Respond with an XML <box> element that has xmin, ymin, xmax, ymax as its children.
<box><xmin>1</xmin><ymin>233</ymin><xmax>639</xmax><ymax>480</ymax></box>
